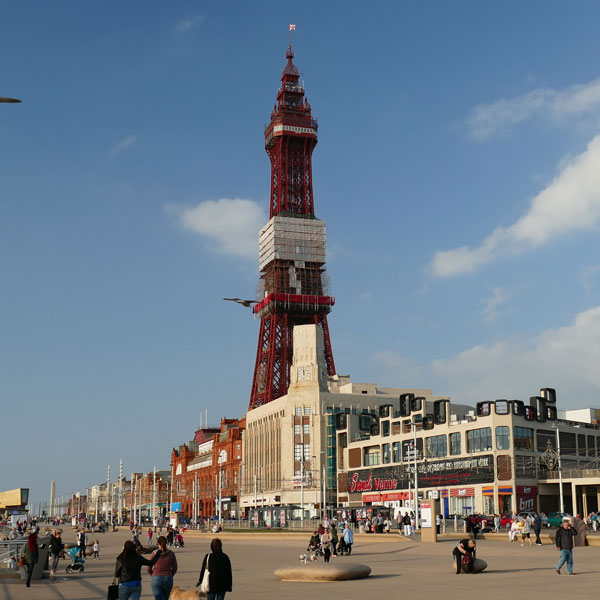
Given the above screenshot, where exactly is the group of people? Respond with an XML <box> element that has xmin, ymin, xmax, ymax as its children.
<box><xmin>308</xmin><ymin>520</ymin><xmax>354</xmax><ymax>560</ymax></box>
<box><xmin>507</xmin><ymin>513</ymin><xmax>544</xmax><ymax>545</ymax></box>
<box><xmin>114</xmin><ymin>536</ymin><xmax>232</xmax><ymax>600</ymax></box>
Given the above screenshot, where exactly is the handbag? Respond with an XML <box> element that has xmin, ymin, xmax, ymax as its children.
<box><xmin>107</xmin><ymin>578</ymin><xmax>119</xmax><ymax>600</ymax></box>
<box><xmin>200</xmin><ymin>553</ymin><xmax>210</xmax><ymax>594</ymax></box>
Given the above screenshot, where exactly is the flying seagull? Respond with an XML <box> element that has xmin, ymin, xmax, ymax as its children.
<box><xmin>223</xmin><ymin>298</ymin><xmax>257</xmax><ymax>308</ymax></box>
<box><xmin>0</xmin><ymin>97</ymin><xmax>21</xmax><ymax>103</ymax></box>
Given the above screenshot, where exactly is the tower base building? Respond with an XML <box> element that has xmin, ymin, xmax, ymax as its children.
<box><xmin>240</xmin><ymin>323</ymin><xmax>447</xmax><ymax>516</ymax></box>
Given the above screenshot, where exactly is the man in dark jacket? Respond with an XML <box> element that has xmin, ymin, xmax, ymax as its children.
<box><xmin>533</xmin><ymin>513</ymin><xmax>542</xmax><ymax>545</ymax></box>
<box><xmin>452</xmin><ymin>539</ymin><xmax>476</xmax><ymax>574</ymax></box>
<box><xmin>555</xmin><ymin>517</ymin><xmax>576</xmax><ymax>575</ymax></box>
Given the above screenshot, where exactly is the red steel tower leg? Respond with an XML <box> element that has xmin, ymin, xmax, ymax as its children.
<box><xmin>248</xmin><ymin>45</ymin><xmax>335</xmax><ymax>411</ymax></box>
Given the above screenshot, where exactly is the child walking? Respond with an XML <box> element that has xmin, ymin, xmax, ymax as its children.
<box><xmin>92</xmin><ymin>539</ymin><xmax>100</xmax><ymax>560</ymax></box>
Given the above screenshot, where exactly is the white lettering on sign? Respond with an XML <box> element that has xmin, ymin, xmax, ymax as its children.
<box><xmin>273</xmin><ymin>125</ymin><xmax>317</xmax><ymax>137</ymax></box>
<box><xmin>519</xmin><ymin>497</ymin><xmax>534</xmax><ymax>511</ymax></box>
<box><xmin>458</xmin><ymin>489</ymin><xmax>467</xmax><ymax>497</ymax></box>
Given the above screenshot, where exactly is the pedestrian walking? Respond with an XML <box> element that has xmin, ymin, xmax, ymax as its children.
<box><xmin>148</xmin><ymin>536</ymin><xmax>177</xmax><ymax>600</ymax></box>
<box><xmin>321</xmin><ymin>527</ymin><xmax>332</xmax><ymax>562</ymax></box>
<box><xmin>114</xmin><ymin>540</ymin><xmax>162</xmax><ymax>600</ymax></box>
<box><xmin>555</xmin><ymin>517</ymin><xmax>576</xmax><ymax>575</ymax></box>
<box><xmin>330</xmin><ymin>523</ymin><xmax>338</xmax><ymax>556</ymax></box>
<box><xmin>147</xmin><ymin>528</ymin><xmax>153</xmax><ymax>546</ymax></box>
<box><xmin>521</xmin><ymin>516</ymin><xmax>533</xmax><ymax>546</ymax></box>
<box><xmin>49</xmin><ymin>530</ymin><xmax>64</xmax><ymax>577</ymax></box>
<box><xmin>494</xmin><ymin>514</ymin><xmax>501</xmax><ymax>533</ymax></box>
<box><xmin>533</xmin><ymin>513</ymin><xmax>542</xmax><ymax>545</ymax></box>
<box><xmin>93</xmin><ymin>539</ymin><xmax>100</xmax><ymax>559</ymax></box>
<box><xmin>196</xmin><ymin>538</ymin><xmax>232</xmax><ymax>600</ymax></box>
<box><xmin>342</xmin><ymin>523</ymin><xmax>354</xmax><ymax>555</ymax></box>
<box><xmin>402</xmin><ymin>512</ymin><xmax>411</xmax><ymax>536</ymax></box>
<box><xmin>77</xmin><ymin>528</ymin><xmax>87</xmax><ymax>559</ymax></box>
<box><xmin>22</xmin><ymin>527</ymin><xmax>39</xmax><ymax>587</ymax></box>
<box><xmin>452</xmin><ymin>538</ymin><xmax>476</xmax><ymax>574</ymax></box>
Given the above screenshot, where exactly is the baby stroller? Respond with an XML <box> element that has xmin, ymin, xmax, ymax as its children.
<box><xmin>174</xmin><ymin>534</ymin><xmax>184</xmax><ymax>548</ymax></box>
<box><xmin>66</xmin><ymin>547</ymin><xmax>85</xmax><ymax>573</ymax></box>
<box><xmin>307</xmin><ymin>534</ymin><xmax>323</xmax><ymax>558</ymax></box>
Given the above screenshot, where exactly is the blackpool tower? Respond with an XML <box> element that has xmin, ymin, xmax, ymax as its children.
<box><xmin>248</xmin><ymin>44</ymin><xmax>336</xmax><ymax>410</ymax></box>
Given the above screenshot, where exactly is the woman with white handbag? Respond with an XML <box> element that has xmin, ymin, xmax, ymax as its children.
<box><xmin>196</xmin><ymin>538</ymin><xmax>232</xmax><ymax>600</ymax></box>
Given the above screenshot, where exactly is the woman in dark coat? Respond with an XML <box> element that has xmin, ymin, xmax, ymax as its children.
<box><xmin>196</xmin><ymin>538</ymin><xmax>232</xmax><ymax>600</ymax></box>
<box><xmin>114</xmin><ymin>540</ymin><xmax>162</xmax><ymax>600</ymax></box>
<box><xmin>23</xmin><ymin>527</ymin><xmax>39</xmax><ymax>587</ymax></box>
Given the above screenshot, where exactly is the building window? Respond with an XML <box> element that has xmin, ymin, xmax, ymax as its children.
<box><xmin>425</xmin><ymin>434</ymin><xmax>447</xmax><ymax>458</ymax></box>
<box><xmin>391</xmin><ymin>421</ymin><xmax>401</xmax><ymax>435</ymax></box>
<box><xmin>393</xmin><ymin>442</ymin><xmax>401</xmax><ymax>462</ymax></box>
<box><xmin>513</xmin><ymin>427</ymin><xmax>534</xmax><ymax>451</ymax></box>
<box><xmin>303</xmin><ymin>424</ymin><xmax>310</xmax><ymax>436</ymax></box>
<box><xmin>364</xmin><ymin>448</ymin><xmax>380</xmax><ymax>466</ymax></box>
<box><xmin>450</xmin><ymin>432</ymin><xmax>461</xmax><ymax>455</ymax></box>
<box><xmin>578</xmin><ymin>434</ymin><xmax>586</xmax><ymax>456</ymax></box>
<box><xmin>294</xmin><ymin>444</ymin><xmax>311</xmax><ymax>461</ymax></box>
<box><xmin>295</xmin><ymin>407</ymin><xmax>303</xmax><ymax>416</ymax></box>
<box><xmin>496</xmin><ymin>426</ymin><xmax>510</xmax><ymax>450</ymax></box>
<box><xmin>495</xmin><ymin>400</ymin><xmax>509</xmax><ymax>415</ymax></box>
<box><xmin>294</xmin><ymin>424</ymin><xmax>301</xmax><ymax>435</ymax></box>
<box><xmin>304</xmin><ymin>407</ymin><xmax>312</xmax><ymax>415</ymax></box>
<box><xmin>382</xmin><ymin>421</ymin><xmax>390</xmax><ymax>437</ymax></box>
<box><xmin>359</xmin><ymin>415</ymin><xmax>372</xmax><ymax>431</ymax></box>
<box><xmin>467</xmin><ymin>427</ymin><xmax>492</xmax><ymax>453</ymax></box>
<box><xmin>382</xmin><ymin>443</ymin><xmax>391</xmax><ymax>463</ymax></box>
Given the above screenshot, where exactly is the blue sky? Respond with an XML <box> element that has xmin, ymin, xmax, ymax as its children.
<box><xmin>2</xmin><ymin>1</ymin><xmax>600</xmax><ymax>506</ymax></box>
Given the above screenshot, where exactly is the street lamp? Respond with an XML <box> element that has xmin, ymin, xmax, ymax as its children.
<box><xmin>551</xmin><ymin>422</ymin><xmax>565</xmax><ymax>513</ymax></box>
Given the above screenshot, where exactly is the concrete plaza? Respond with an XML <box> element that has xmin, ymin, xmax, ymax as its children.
<box><xmin>1</xmin><ymin>528</ymin><xmax>598</xmax><ymax>599</ymax></box>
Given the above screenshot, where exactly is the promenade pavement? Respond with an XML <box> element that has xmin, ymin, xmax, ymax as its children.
<box><xmin>1</xmin><ymin>527</ymin><xmax>599</xmax><ymax>599</ymax></box>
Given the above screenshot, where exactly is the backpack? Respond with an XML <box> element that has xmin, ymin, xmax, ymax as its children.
<box><xmin>461</xmin><ymin>554</ymin><xmax>473</xmax><ymax>567</ymax></box>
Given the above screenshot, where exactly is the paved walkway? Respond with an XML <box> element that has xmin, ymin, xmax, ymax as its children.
<box><xmin>1</xmin><ymin>527</ymin><xmax>598</xmax><ymax>599</ymax></box>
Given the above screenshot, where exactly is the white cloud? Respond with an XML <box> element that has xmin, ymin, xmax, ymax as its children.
<box><xmin>172</xmin><ymin>197</ymin><xmax>266</xmax><ymax>259</ymax></box>
<box><xmin>430</xmin><ymin>133</ymin><xmax>600</xmax><ymax>277</ymax></box>
<box><xmin>175</xmin><ymin>15</ymin><xmax>205</xmax><ymax>34</ymax></box>
<box><xmin>466</xmin><ymin>78</ymin><xmax>600</xmax><ymax>140</ymax></box>
<box><xmin>482</xmin><ymin>287</ymin><xmax>511</xmax><ymax>324</ymax></box>
<box><xmin>374</xmin><ymin>306</ymin><xmax>600</xmax><ymax>408</ymax></box>
<box><xmin>110</xmin><ymin>135</ymin><xmax>136</xmax><ymax>156</ymax></box>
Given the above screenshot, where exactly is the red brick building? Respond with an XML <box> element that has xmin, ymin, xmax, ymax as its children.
<box><xmin>171</xmin><ymin>418</ymin><xmax>245</xmax><ymax>520</ymax></box>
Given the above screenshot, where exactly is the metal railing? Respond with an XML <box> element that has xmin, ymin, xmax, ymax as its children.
<box><xmin>0</xmin><ymin>539</ymin><xmax>26</xmax><ymax>567</ymax></box>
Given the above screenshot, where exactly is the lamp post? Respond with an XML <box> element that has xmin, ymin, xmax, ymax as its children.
<box><xmin>320</xmin><ymin>450</ymin><xmax>326</xmax><ymax>523</ymax></box>
<box><xmin>300</xmin><ymin>456</ymin><xmax>305</xmax><ymax>528</ymax></box>
<box><xmin>412</xmin><ymin>419</ymin><xmax>420</xmax><ymax>530</ymax></box>
<box><xmin>552</xmin><ymin>422</ymin><xmax>565</xmax><ymax>513</ymax></box>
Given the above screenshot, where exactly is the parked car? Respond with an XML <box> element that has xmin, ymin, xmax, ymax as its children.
<box><xmin>518</xmin><ymin>511</ymin><xmax>548</xmax><ymax>527</ymax></box>
<box><xmin>546</xmin><ymin>512</ymin><xmax>572</xmax><ymax>527</ymax></box>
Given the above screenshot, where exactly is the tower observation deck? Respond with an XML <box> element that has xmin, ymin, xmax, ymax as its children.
<box><xmin>248</xmin><ymin>45</ymin><xmax>336</xmax><ymax>410</ymax></box>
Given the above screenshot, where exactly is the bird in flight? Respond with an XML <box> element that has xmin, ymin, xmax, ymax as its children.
<box><xmin>223</xmin><ymin>298</ymin><xmax>257</xmax><ymax>308</ymax></box>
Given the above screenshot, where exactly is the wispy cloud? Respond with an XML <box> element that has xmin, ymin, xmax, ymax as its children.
<box><xmin>430</xmin><ymin>133</ymin><xmax>600</xmax><ymax>277</ymax></box>
<box><xmin>374</xmin><ymin>306</ymin><xmax>600</xmax><ymax>407</ymax></box>
<box><xmin>482</xmin><ymin>287</ymin><xmax>512</xmax><ymax>324</ymax></box>
<box><xmin>110</xmin><ymin>135</ymin><xmax>136</xmax><ymax>156</ymax></box>
<box><xmin>466</xmin><ymin>78</ymin><xmax>600</xmax><ymax>140</ymax></box>
<box><xmin>175</xmin><ymin>14</ymin><xmax>205</xmax><ymax>34</ymax></box>
<box><xmin>170</xmin><ymin>197</ymin><xmax>266</xmax><ymax>259</ymax></box>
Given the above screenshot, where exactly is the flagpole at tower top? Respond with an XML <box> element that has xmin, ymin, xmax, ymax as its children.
<box><xmin>289</xmin><ymin>23</ymin><xmax>296</xmax><ymax>47</ymax></box>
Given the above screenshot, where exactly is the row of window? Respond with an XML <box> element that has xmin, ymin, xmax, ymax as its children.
<box><xmin>362</xmin><ymin>426</ymin><xmax>541</xmax><ymax>465</ymax></box>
